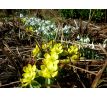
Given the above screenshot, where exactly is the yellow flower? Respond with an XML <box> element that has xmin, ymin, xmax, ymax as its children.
<box><xmin>40</xmin><ymin>51</ymin><xmax>59</xmax><ymax>78</ymax></box>
<box><xmin>23</xmin><ymin>64</ymin><xmax>36</xmax><ymax>72</ymax></box>
<box><xmin>40</xmin><ymin>66</ymin><xmax>58</xmax><ymax>78</ymax></box>
<box><xmin>44</xmin><ymin>53</ymin><xmax>50</xmax><ymax>59</ymax></box>
<box><xmin>71</xmin><ymin>54</ymin><xmax>80</xmax><ymax>63</ymax></box>
<box><xmin>51</xmin><ymin>43</ymin><xmax>63</xmax><ymax>54</ymax></box>
<box><xmin>39</xmin><ymin>41</ymin><xmax>62</xmax><ymax>79</ymax></box>
<box><xmin>21</xmin><ymin>18</ymin><xmax>26</xmax><ymax>23</ymax></box>
<box><xmin>68</xmin><ymin>45</ymin><xmax>78</xmax><ymax>55</ymax></box>
<box><xmin>47</xmin><ymin>60</ymin><xmax>58</xmax><ymax>71</ymax></box>
<box><xmin>42</xmin><ymin>43</ymin><xmax>47</xmax><ymax>50</ymax></box>
<box><xmin>47</xmin><ymin>40</ymin><xmax>54</xmax><ymax>47</ymax></box>
<box><xmin>26</xmin><ymin>26</ymin><xmax>33</xmax><ymax>32</ymax></box>
<box><xmin>68</xmin><ymin>45</ymin><xmax>81</xmax><ymax>63</ymax></box>
<box><xmin>20</xmin><ymin>64</ymin><xmax>36</xmax><ymax>87</ymax></box>
<box><xmin>50</xmin><ymin>51</ymin><xmax>59</xmax><ymax>60</ymax></box>
<box><xmin>51</xmin><ymin>71</ymin><xmax>58</xmax><ymax>78</ymax></box>
<box><xmin>32</xmin><ymin>45</ymin><xmax>40</xmax><ymax>57</ymax></box>
<box><xmin>29</xmin><ymin>26</ymin><xmax>33</xmax><ymax>32</ymax></box>
<box><xmin>40</xmin><ymin>67</ymin><xmax>51</xmax><ymax>78</ymax></box>
<box><xmin>43</xmin><ymin>52</ymin><xmax>58</xmax><ymax>63</ymax></box>
<box><xmin>42</xmin><ymin>40</ymin><xmax>54</xmax><ymax>50</ymax></box>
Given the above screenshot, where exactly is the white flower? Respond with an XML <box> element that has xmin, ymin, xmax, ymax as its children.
<box><xmin>85</xmin><ymin>37</ymin><xmax>90</xmax><ymax>43</ymax></box>
<box><xmin>20</xmin><ymin>13</ymin><xmax>23</xmax><ymax>18</ymax></box>
<box><xmin>103</xmin><ymin>39</ymin><xmax>107</xmax><ymax>48</ymax></box>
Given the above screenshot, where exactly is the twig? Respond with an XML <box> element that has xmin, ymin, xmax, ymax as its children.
<box><xmin>99</xmin><ymin>43</ymin><xmax>107</xmax><ymax>57</ymax></box>
<box><xmin>91</xmin><ymin>61</ymin><xmax>107</xmax><ymax>88</ymax></box>
<box><xmin>2</xmin><ymin>40</ymin><xmax>22</xmax><ymax>77</ymax></box>
<box><xmin>68</xmin><ymin>64</ymin><xmax>96</xmax><ymax>75</ymax></box>
<box><xmin>0</xmin><ymin>81</ymin><xmax>20</xmax><ymax>87</ymax></box>
<box><xmin>75</xmin><ymin>71</ymin><xmax>86</xmax><ymax>88</ymax></box>
<box><xmin>16</xmin><ymin>47</ymin><xmax>23</xmax><ymax>60</ymax></box>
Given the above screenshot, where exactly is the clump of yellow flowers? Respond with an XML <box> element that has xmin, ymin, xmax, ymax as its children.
<box><xmin>68</xmin><ymin>45</ymin><xmax>80</xmax><ymax>63</ymax></box>
<box><xmin>32</xmin><ymin>45</ymin><xmax>40</xmax><ymax>57</ymax></box>
<box><xmin>20</xmin><ymin>40</ymin><xmax>81</xmax><ymax>87</ymax></box>
<box><xmin>20</xmin><ymin>64</ymin><xmax>36</xmax><ymax>87</ymax></box>
<box><xmin>39</xmin><ymin>43</ymin><xmax>63</xmax><ymax>78</ymax></box>
<box><xmin>25</xmin><ymin>26</ymin><xmax>34</xmax><ymax>32</ymax></box>
<box><xmin>42</xmin><ymin>40</ymin><xmax>54</xmax><ymax>50</ymax></box>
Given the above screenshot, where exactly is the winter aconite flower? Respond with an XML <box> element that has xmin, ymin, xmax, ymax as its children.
<box><xmin>39</xmin><ymin>43</ymin><xmax>63</xmax><ymax>79</ymax></box>
<box><xmin>70</xmin><ymin>54</ymin><xmax>80</xmax><ymax>62</ymax></box>
<box><xmin>40</xmin><ymin>65</ymin><xmax>58</xmax><ymax>79</ymax></box>
<box><xmin>68</xmin><ymin>45</ymin><xmax>80</xmax><ymax>63</ymax></box>
<box><xmin>40</xmin><ymin>53</ymin><xmax>59</xmax><ymax>78</ymax></box>
<box><xmin>51</xmin><ymin>43</ymin><xmax>63</xmax><ymax>54</ymax></box>
<box><xmin>32</xmin><ymin>45</ymin><xmax>40</xmax><ymax>57</ymax></box>
<box><xmin>20</xmin><ymin>64</ymin><xmax>36</xmax><ymax>87</ymax></box>
<box><xmin>26</xmin><ymin>26</ymin><xmax>34</xmax><ymax>33</ymax></box>
<box><xmin>42</xmin><ymin>40</ymin><xmax>54</xmax><ymax>50</ymax></box>
<box><xmin>68</xmin><ymin>45</ymin><xmax>78</xmax><ymax>55</ymax></box>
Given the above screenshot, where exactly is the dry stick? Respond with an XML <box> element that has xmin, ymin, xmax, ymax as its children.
<box><xmin>89</xmin><ymin>9</ymin><xmax>92</xmax><ymax>21</ymax></box>
<box><xmin>67</xmin><ymin>52</ymin><xmax>86</xmax><ymax>87</ymax></box>
<box><xmin>99</xmin><ymin>43</ymin><xmax>107</xmax><ymax>56</ymax></box>
<box><xmin>16</xmin><ymin>47</ymin><xmax>23</xmax><ymax>60</ymax></box>
<box><xmin>73</xmin><ymin>68</ymin><xmax>86</xmax><ymax>88</ymax></box>
<box><xmin>91</xmin><ymin>44</ymin><xmax>107</xmax><ymax>88</ymax></box>
<box><xmin>91</xmin><ymin>61</ymin><xmax>107</xmax><ymax>88</ymax></box>
<box><xmin>85</xmin><ymin>9</ymin><xmax>95</xmax><ymax>29</ymax></box>
<box><xmin>59</xmin><ymin>58</ymin><xmax>98</xmax><ymax>75</ymax></box>
<box><xmin>2</xmin><ymin>46</ymin><xmax>21</xmax><ymax>74</ymax></box>
<box><xmin>0</xmin><ymin>81</ymin><xmax>20</xmax><ymax>87</ymax></box>
<box><xmin>2</xmin><ymin>41</ymin><xmax>22</xmax><ymax>76</ymax></box>
<box><xmin>56</xmin><ymin>82</ymin><xmax>61</xmax><ymax>88</ymax></box>
<box><xmin>3</xmin><ymin>41</ymin><xmax>19</xmax><ymax>58</ymax></box>
<box><xmin>68</xmin><ymin>64</ymin><xmax>96</xmax><ymax>75</ymax></box>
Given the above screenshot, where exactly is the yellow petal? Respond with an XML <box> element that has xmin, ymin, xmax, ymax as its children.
<box><xmin>32</xmin><ymin>45</ymin><xmax>40</xmax><ymax>57</ymax></box>
<box><xmin>40</xmin><ymin>68</ymin><xmax>51</xmax><ymax>78</ymax></box>
<box><xmin>41</xmin><ymin>65</ymin><xmax>46</xmax><ymax>70</ymax></box>
<box><xmin>50</xmin><ymin>52</ymin><xmax>58</xmax><ymax>60</ymax></box>
<box><xmin>32</xmin><ymin>64</ymin><xmax>36</xmax><ymax>72</ymax></box>
<box><xmin>51</xmin><ymin>71</ymin><xmax>58</xmax><ymax>77</ymax></box>
<box><xmin>44</xmin><ymin>53</ymin><xmax>50</xmax><ymax>59</ymax></box>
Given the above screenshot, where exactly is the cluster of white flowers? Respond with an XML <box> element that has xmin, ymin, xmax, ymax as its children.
<box><xmin>62</xmin><ymin>25</ymin><xmax>71</xmax><ymax>34</ymax></box>
<box><xmin>77</xmin><ymin>35</ymin><xmax>90</xmax><ymax>44</ymax></box>
<box><xmin>20</xmin><ymin>14</ymin><xmax>73</xmax><ymax>40</ymax></box>
<box><xmin>20</xmin><ymin>14</ymin><xmax>92</xmax><ymax>43</ymax></box>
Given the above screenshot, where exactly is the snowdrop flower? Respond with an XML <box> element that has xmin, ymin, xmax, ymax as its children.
<box><xmin>20</xmin><ymin>13</ymin><xmax>23</xmax><ymax>18</ymax></box>
<box><xmin>45</xmin><ymin>20</ymin><xmax>50</xmax><ymax>24</ymax></box>
<box><xmin>21</xmin><ymin>16</ymin><xmax>78</xmax><ymax>40</ymax></box>
<box><xmin>79</xmin><ymin>37</ymin><xmax>90</xmax><ymax>43</ymax></box>
<box><xmin>80</xmin><ymin>38</ymin><xmax>84</xmax><ymax>43</ymax></box>
<box><xmin>103</xmin><ymin>39</ymin><xmax>107</xmax><ymax>48</ymax></box>
<box><xmin>46</xmin><ymin>26</ymin><xmax>50</xmax><ymax>31</ymax></box>
<box><xmin>77</xmin><ymin>35</ymin><xmax>80</xmax><ymax>40</ymax></box>
<box><xmin>85</xmin><ymin>37</ymin><xmax>90</xmax><ymax>43</ymax></box>
<box><xmin>50</xmin><ymin>24</ymin><xmax>54</xmax><ymax>28</ymax></box>
<box><xmin>41</xmin><ymin>26</ymin><xmax>45</xmax><ymax>31</ymax></box>
<box><xmin>30</xmin><ymin>21</ymin><xmax>35</xmax><ymax>26</ymax></box>
<box><xmin>91</xmin><ymin>42</ymin><xmax>95</xmax><ymax>49</ymax></box>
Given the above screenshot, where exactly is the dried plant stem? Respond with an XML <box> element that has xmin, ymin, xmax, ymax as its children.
<box><xmin>68</xmin><ymin>64</ymin><xmax>96</xmax><ymax>75</ymax></box>
<box><xmin>91</xmin><ymin>61</ymin><xmax>107</xmax><ymax>88</ymax></box>
<box><xmin>0</xmin><ymin>81</ymin><xmax>20</xmax><ymax>87</ymax></box>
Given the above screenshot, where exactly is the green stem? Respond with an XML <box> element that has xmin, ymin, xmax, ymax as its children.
<box><xmin>46</xmin><ymin>78</ymin><xmax>51</xmax><ymax>88</ymax></box>
<box><xmin>29</xmin><ymin>83</ymin><xmax>33</xmax><ymax>88</ymax></box>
